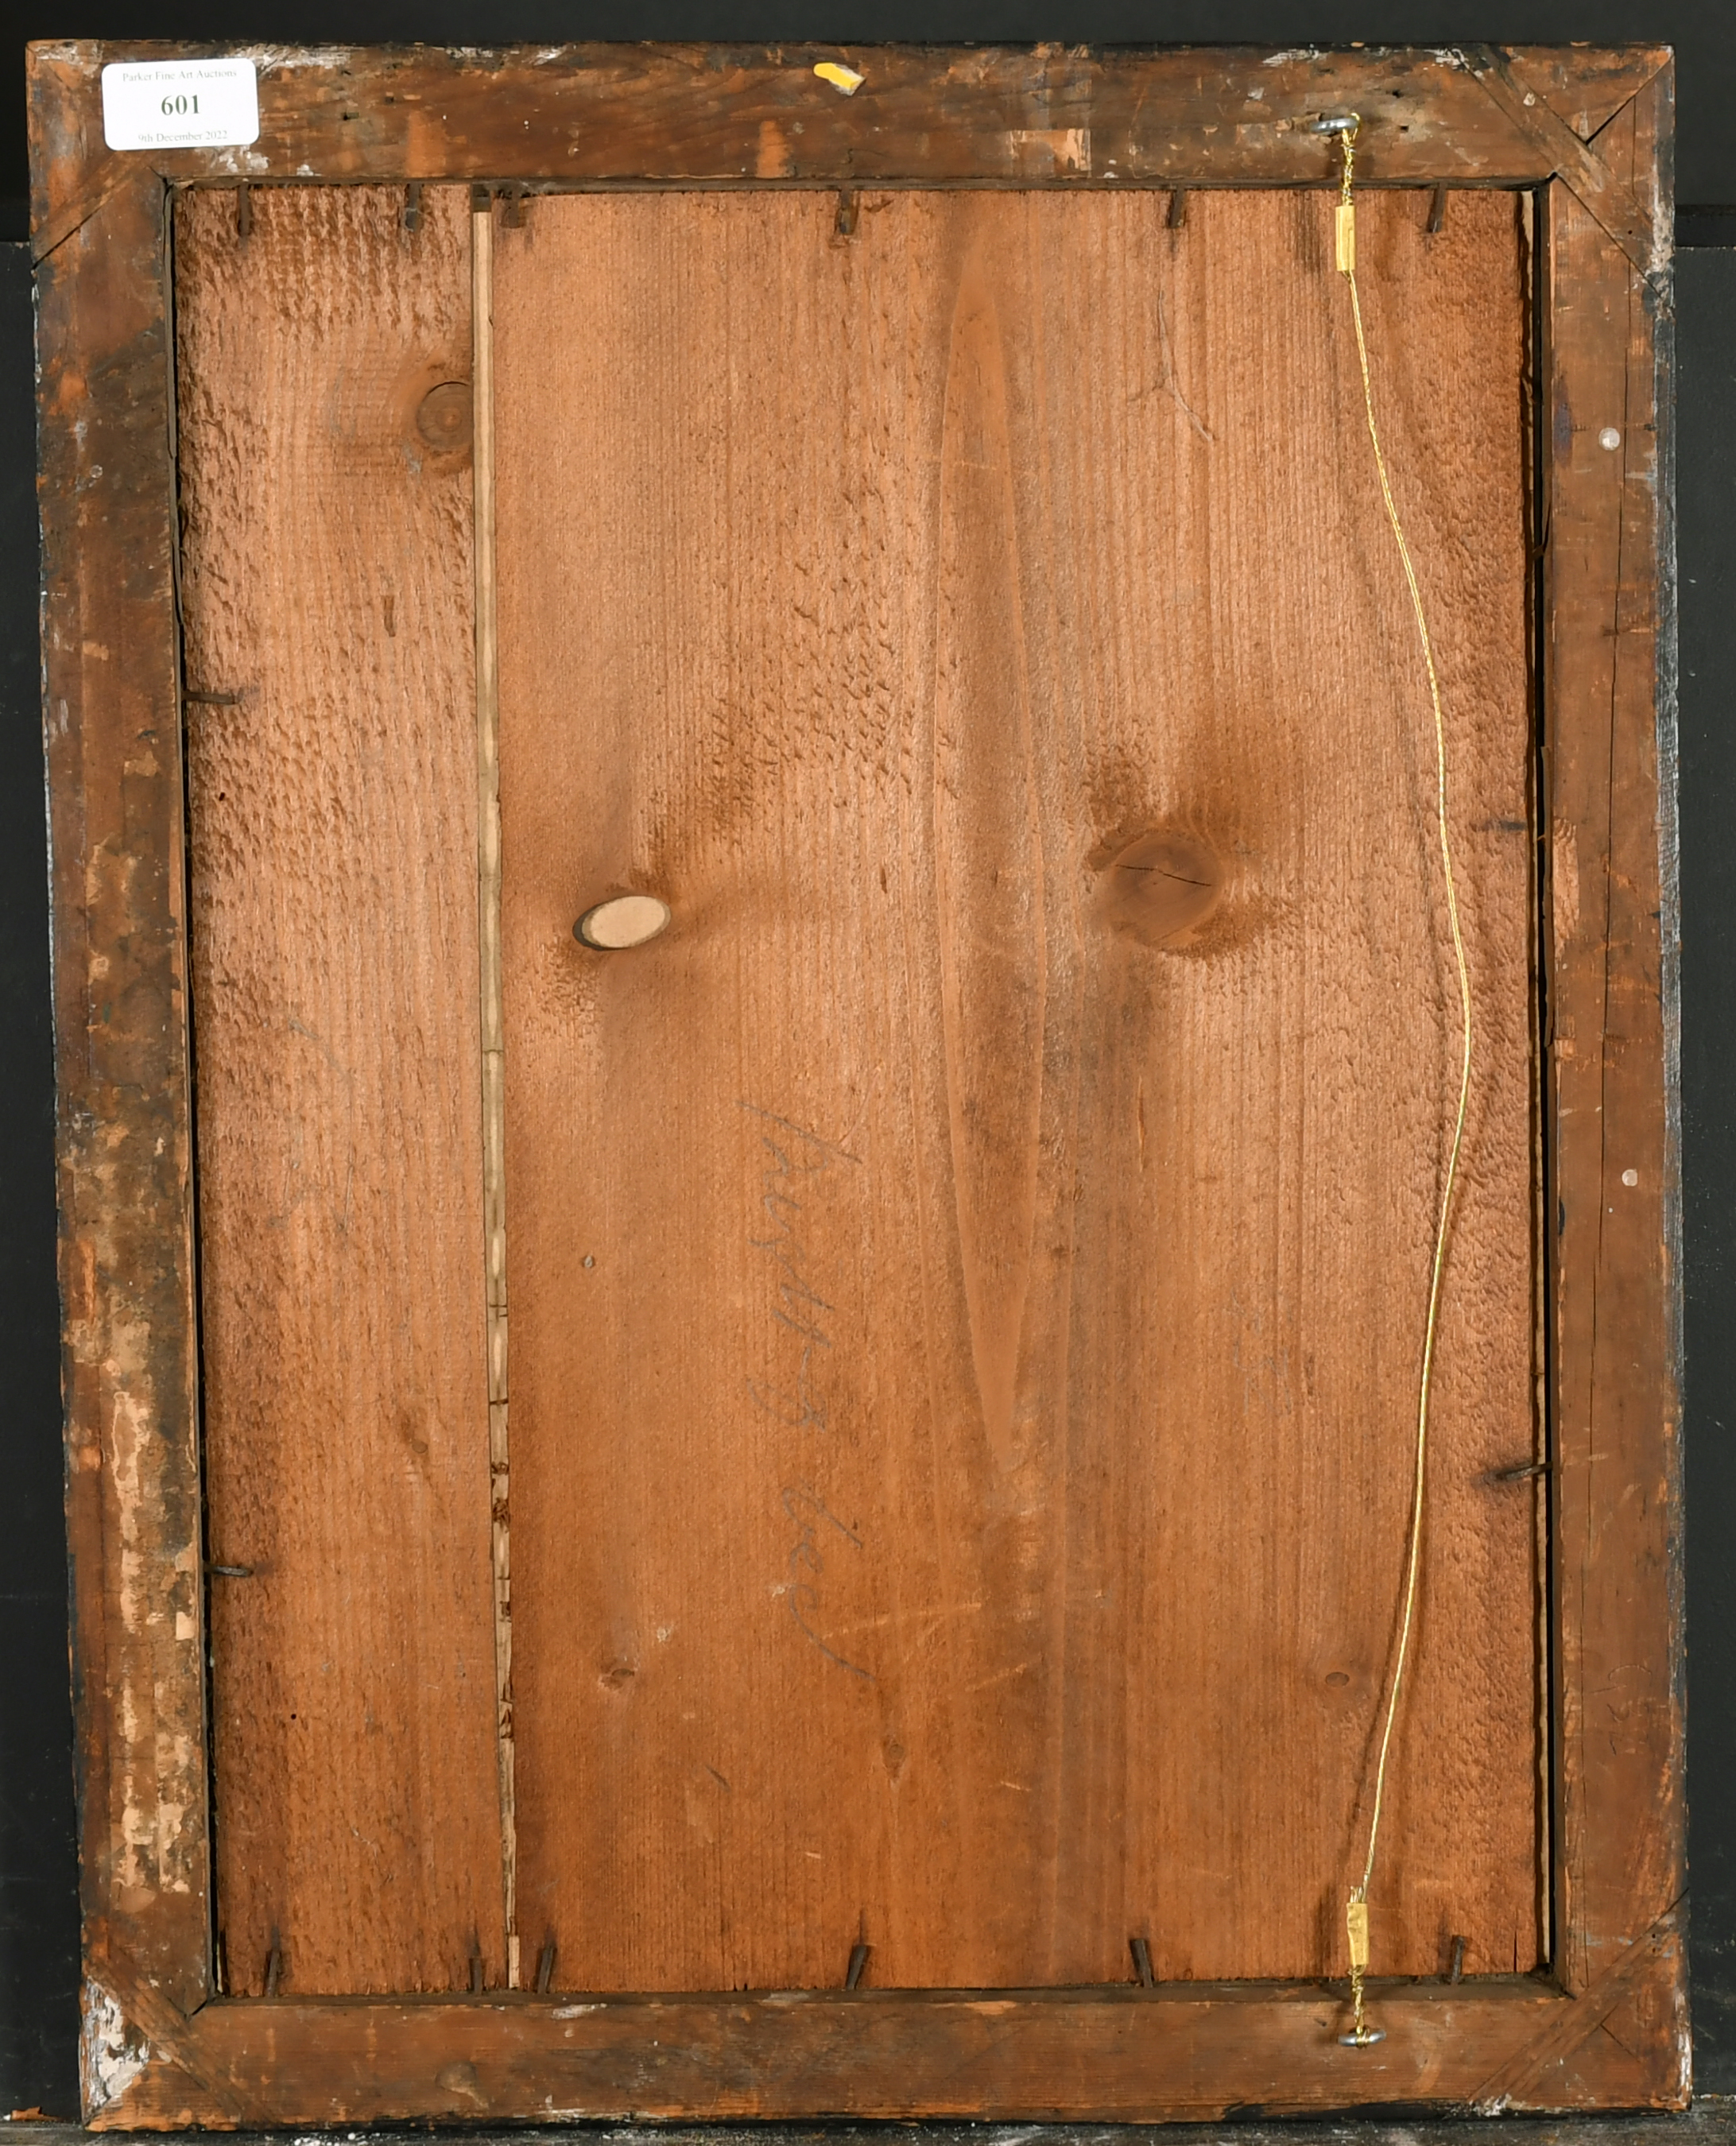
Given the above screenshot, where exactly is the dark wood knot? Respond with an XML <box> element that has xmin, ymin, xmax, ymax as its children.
<box><xmin>1101</xmin><ymin>827</ymin><xmax>1224</xmax><ymax>947</ymax></box>
<box><xmin>416</xmin><ymin>379</ymin><xmax>474</xmax><ymax>454</ymax></box>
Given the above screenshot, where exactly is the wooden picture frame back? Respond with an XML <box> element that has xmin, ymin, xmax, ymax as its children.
<box><xmin>29</xmin><ymin>39</ymin><xmax>1683</xmax><ymax>2125</ymax></box>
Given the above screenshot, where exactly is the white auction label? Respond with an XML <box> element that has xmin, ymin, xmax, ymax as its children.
<box><xmin>101</xmin><ymin>59</ymin><xmax>259</xmax><ymax>152</ymax></box>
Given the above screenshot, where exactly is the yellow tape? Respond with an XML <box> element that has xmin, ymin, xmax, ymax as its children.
<box><xmin>1347</xmin><ymin>1898</ymin><xmax>1370</xmax><ymax>1974</ymax></box>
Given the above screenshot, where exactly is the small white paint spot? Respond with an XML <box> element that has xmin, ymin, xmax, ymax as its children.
<box><xmin>550</xmin><ymin>2002</ymin><xmax>603</xmax><ymax>2017</ymax></box>
<box><xmin>1599</xmin><ymin>426</ymin><xmax>1622</xmax><ymax>451</ymax></box>
<box><xmin>80</xmin><ymin>1981</ymin><xmax>150</xmax><ymax>2113</ymax></box>
<box><xmin>583</xmin><ymin>1254</ymin><xmax>595</xmax><ymax>1269</ymax></box>
<box><xmin>1523</xmin><ymin>90</ymin><xmax>1536</xmax><ymax>106</ymax></box>
<box><xmin>655</xmin><ymin>1625</ymin><xmax>674</xmax><ymax>1643</ymax></box>
<box><xmin>1622</xmin><ymin>1168</ymin><xmax>1640</xmax><ymax>1187</ymax></box>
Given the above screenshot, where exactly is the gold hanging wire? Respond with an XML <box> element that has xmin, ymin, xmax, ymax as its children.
<box><xmin>1323</xmin><ymin>115</ymin><xmax>1475</xmax><ymax>2048</ymax></box>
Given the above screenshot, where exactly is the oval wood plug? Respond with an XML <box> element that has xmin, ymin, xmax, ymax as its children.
<box><xmin>575</xmin><ymin>893</ymin><xmax>672</xmax><ymax>950</ymax></box>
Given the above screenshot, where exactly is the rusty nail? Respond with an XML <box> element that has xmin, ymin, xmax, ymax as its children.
<box><xmin>1168</xmin><ymin>187</ymin><xmax>1189</xmax><ymax>230</ymax></box>
<box><xmin>1448</xmin><ymin>1934</ymin><xmax>1467</xmax><ymax>1983</ymax></box>
<box><xmin>537</xmin><ymin>1941</ymin><xmax>556</xmax><ymax>1993</ymax></box>
<box><xmin>1428</xmin><ymin>182</ymin><xmax>1448</xmax><ymax>234</ymax></box>
<box><xmin>835</xmin><ymin>189</ymin><xmax>861</xmax><ymax>239</ymax></box>
<box><xmin>845</xmin><ymin>1941</ymin><xmax>871</xmax><ymax>1989</ymax></box>
<box><xmin>1130</xmin><ymin>1936</ymin><xmax>1156</xmax><ymax>1988</ymax></box>
<box><xmin>236</xmin><ymin>182</ymin><xmax>252</xmax><ymax>242</ymax></box>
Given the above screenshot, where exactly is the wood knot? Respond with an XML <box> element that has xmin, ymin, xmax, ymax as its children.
<box><xmin>1099</xmin><ymin>827</ymin><xmax>1224</xmax><ymax>947</ymax></box>
<box><xmin>416</xmin><ymin>379</ymin><xmax>473</xmax><ymax>455</ymax></box>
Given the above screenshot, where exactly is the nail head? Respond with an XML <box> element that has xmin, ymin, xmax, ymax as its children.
<box><xmin>1598</xmin><ymin>426</ymin><xmax>1622</xmax><ymax>451</ymax></box>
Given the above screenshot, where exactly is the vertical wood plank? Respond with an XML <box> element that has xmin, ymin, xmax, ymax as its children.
<box><xmin>175</xmin><ymin>184</ymin><xmax>503</xmax><ymax>1996</ymax></box>
<box><xmin>494</xmin><ymin>188</ymin><xmax>1540</xmax><ymax>1991</ymax></box>
<box><xmin>1544</xmin><ymin>61</ymin><xmax>1685</xmax><ymax>2053</ymax></box>
<box><xmin>35</xmin><ymin>162</ymin><xmax>213</xmax><ymax>2025</ymax></box>
<box><xmin>471</xmin><ymin>199</ymin><xmax>518</xmax><ymax>1989</ymax></box>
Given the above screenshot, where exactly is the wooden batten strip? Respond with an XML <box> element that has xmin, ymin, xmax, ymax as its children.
<box><xmin>472</xmin><ymin>198</ymin><xmax>517</xmax><ymax>1989</ymax></box>
<box><xmin>25</xmin><ymin>44</ymin><xmax>1676</xmax><ymax>250</ymax></box>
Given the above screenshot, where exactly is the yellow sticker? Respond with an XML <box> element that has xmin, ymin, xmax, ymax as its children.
<box><xmin>814</xmin><ymin>60</ymin><xmax>865</xmax><ymax>95</ymax></box>
<box><xmin>1347</xmin><ymin>1897</ymin><xmax>1370</xmax><ymax>1972</ymax></box>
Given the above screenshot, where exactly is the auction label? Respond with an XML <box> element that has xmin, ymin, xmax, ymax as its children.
<box><xmin>101</xmin><ymin>59</ymin><xmax>259</xmax><ymax>151</ymax></box>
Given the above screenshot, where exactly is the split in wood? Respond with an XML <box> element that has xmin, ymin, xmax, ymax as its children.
<box><xmin>215</xmin><ymin>1929</ymin><xmax>228</xmax><ymax>1996</ymax></box>
<box><xmin>1428</xmin><ymin>182</ymin><xmax>1449</xmax><ymax>234</ymax></box>
<box><xmin>184</xmin><ymin>688</ymin><xmax>242</xmax><ymax>707</ymax></box>
<box><xmin>845</xmin><ymin>1941</ymin><xmax>871</xmax><ymax>1989</ymax></box>
<box><xmin>835</xmin><ymin>189</ymin><xmax>861</xmax><ymax>239</ymax></box>
<box><xmin>263</xmin><ymin>1935</ymin><xmax>282</xmax><ymax>1997</ymax></box>
<box><xmin>236</xmin><ymin>183</ymin><xmax>253</xmax><ymax>242</ymax></box>
<box><xmin>1448</xmin><ymin>1933</ymin><xmax>1467</xmax><ymax>1982</ymax></box>
<box><xmin>1130</xmin><ymin>1935</ymin><xmax>1156</xmax><ymax>1988</ymax></box>
<box><xmin>1168</xmin><ymin>187</ymin><xmax>1188</xmax><ymax>230</ymax></box>
<box><xmin>536</xmin><ymin>1940</ymin><xmax>556</xmax><ymax>1993</ymax></box>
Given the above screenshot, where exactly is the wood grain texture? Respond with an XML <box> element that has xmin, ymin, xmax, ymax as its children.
<box><xmin>33</xmin><ymin>37</ymin><xmax>1683</xmax><ymax>2119</ymax></box>
<box><xmin>1542</xmin><ymin>61</ymin><xmax>1686</xmax><ymax>2070</ymax></box>
<box><xmin>35</xmin><ymin>160</ymin><xmax>213</xmax><ymax>2023</ymax></box>
<box><xmin>79</xmin><ymin>1974</ymin><xmax>1572</xmax><ymax>2128</ymax></box>
<box><xmin>29</xmin><ymin>42</ymin><xmax>1672</xmax><ymax>258</ymax></box>
<box><xmin>78</xmin><ymin>1923</ymin><xmax>1691</xmax><ymax>2128</ymax></box>
<box><xmin>1464</xmin><ymin>47</ymin><xmax>1664</xmax><ymax>277</ymax></box>
<box><xmin>175</xmin><ymin>185</ymin><xmax>504</xmax><ymax>1997</ymax></box>
<box><xmin>494</xmin><ymin>188</ymin><xmax>1540</xmax><ymax>1992</ymax></box>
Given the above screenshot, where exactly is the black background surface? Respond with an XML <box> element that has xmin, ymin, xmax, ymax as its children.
<box><xmin>3</xmin><ymin>9</ymin><xmax>1732</xmax><ymax>2115</ymax></box>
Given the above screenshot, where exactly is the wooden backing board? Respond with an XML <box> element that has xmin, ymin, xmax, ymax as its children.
<box><xmin>27</xmin><ymin>38</ymin><xmax>1683</xmax><ymax>2122</ymax></box>
<box><xmin>495</xmin><ymin>185</ymin><xmax>1540</xmax><ymax>1992</ymax></box>
<box><xmin>175</xmin><ymin>184</ymin><xmax>505</xmax><ymax>1997</ymax></box>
